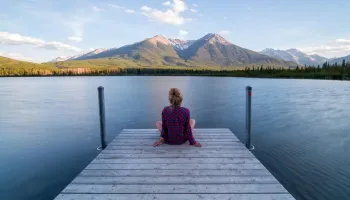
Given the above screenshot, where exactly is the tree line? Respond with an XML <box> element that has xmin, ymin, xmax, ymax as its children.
<box><xmin>1</xmin><ymin>59</ymin><xmax>349</xmax><ymax>80</ymax></box>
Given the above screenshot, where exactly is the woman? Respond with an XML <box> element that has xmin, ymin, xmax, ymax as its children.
<box><xmin>153</xmin><ymin>88</ymin><xmax>202</xmax><ymax>147</ymax></box>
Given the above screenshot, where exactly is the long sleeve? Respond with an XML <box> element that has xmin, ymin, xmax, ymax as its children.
<box><xmin>185</xmin><ymin>109</ymin><xmax>196</xmax><ymax>145</ymax></box>
<box><xmin>161</xmin><ymin>109</ymin><xmax>167</xmax><ymax>139</ymax></box>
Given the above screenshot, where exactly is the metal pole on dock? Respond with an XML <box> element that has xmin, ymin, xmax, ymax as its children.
<box><xmin>246</xmin><ymin>86</ymin><xmax>254</xmax><ymax>150</ymax></box>
<box><xmin>98</xmin><ymin>86</ymin><xmax>107</xmax><ymax>149</ymax></box>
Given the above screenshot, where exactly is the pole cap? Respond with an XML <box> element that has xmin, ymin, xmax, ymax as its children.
<box><xmin>246</xmin><ymin>86</ymin><xmax>252</xmax><ymax>91</ymax></box>
<box><xmin>98</xmin><ymin>86</ymin><xmax>104</xmax><ymax>90</ymax></box>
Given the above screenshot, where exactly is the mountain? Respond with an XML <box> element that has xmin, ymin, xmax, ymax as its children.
<box><xmin>49</xmin><ymin>48</ymin><xmax>107</xmax><ymax>62</ymax></box>
<box><xmin>81</xmin><ymin>35</ymin><xmax>190</xmax><ymax>66</ymax></box>
<box><xmin>328</xmin><ymin>55</ymin><xmax>350</xmax><ymax>65</ymax></box>
<box><xmin>260</xmin><ymin>48</ymin><xmax>328</xmax><ymax>65</ymax></box>
<box><xmin>178</xmin><ymin>33</ymin><xmax>290</xmax><ymax>66</ymax></box>
<box><xmin>73</xmin><ymin>33</ymin><xmax>293</xmax><ymax>67</ymax></box>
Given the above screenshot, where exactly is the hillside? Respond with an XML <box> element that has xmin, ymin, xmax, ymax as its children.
<box><xmin>0</xmin><ymin>56</ymin><xmax>54</xmax><ymax>69</ymax></box>
<box><xmin>328</xmin><ymin>55</ymin><xmax>350</xmax><ymax>65</ymax></box>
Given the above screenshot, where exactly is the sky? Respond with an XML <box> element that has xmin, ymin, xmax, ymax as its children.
<box><xmin>1</xmin><ymin>0</ymin><xmax>350</xmax><ymax>63</ymax></box>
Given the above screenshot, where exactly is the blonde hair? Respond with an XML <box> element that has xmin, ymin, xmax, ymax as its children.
<box><xmin>169</xmin><ymin>88</ymin><xmax>183</xmax><ymax>107</ymax></box>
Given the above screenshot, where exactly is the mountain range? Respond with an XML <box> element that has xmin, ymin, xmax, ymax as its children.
<box><xmin>260</xmin><ymin>48</ymin><xmax>329</xmax><ymax>66</ymax></box>
<box><xmin>46</xmin><ymin>33</ymin><xmax>350</xmax><ymax>67</ymax></box>
<box><xmin>50</xmin><ymin>33</ymin><xmax>294</xmax><ymax>67</ymax></box>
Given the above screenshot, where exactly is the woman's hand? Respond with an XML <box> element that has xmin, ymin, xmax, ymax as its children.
<box><xmin>193</xmin><ymin>142</ymin><xmax>202</xmax><ymax>147</ymax></box>
<box><xmin>152</xmin><ymin>140</ymin><xmax>164</xmax><ymax>147</ymax></box>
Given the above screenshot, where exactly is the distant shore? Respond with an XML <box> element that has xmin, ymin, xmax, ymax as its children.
<box><xmin>1</xmin><ymin>67</ymin><xmax>349</xmax><ymax>80</ymax></box>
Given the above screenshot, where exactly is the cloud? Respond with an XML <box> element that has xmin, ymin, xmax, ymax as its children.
<box><xmin>335</xmin><ymin>39</ymin><xmax>350</xmax><ymax>44</ymax></box>
<box><xmin>92</xmin><ymin>6</ymin><xmax>103</xmax><ymax>12</ymax></box>
<box><xmin>140</xmin><ymin>6</ymin><xmax>151</xmax><ymax>11</ymax></box>
<box><xmin>299</xmin><ymin>39</ymin><xmax>350</xmax><ymax>57</ymax></box>
<box><xmin>68</xmin><ymin>36</ymin><xmax>83</xmax><ymax>42</ymax></box>
<box><xmin>0</xmin><ymin>32</ymin><xmax>82</xmax><ymax>52</ymax></box>
<box><xmin>219</xmin><ymin>30</ymin><xmax>230</xmax><ymax>35</ymax></box>
<box><xmin>193</xmin><ymin>4</ymin><xmax>198</xmax><ymax>7</ymax></box>
<box><xmin>141</xmin><ymin>0</ymin><xmax>190</xmax><ymax>25</ymax></box>
<box><xmin>0</xmin><ymin>51</ymin><xmax>35</xmax><ymax>62</ymax></box>
<box><xmin>179</xmin><ymin>30</ymin><xmax>188</xmax><ymax>36</ymax></box>
<box><xmin>301</xmin><ymin>45</ymin><xmax>350</xmax><ymax>54</ymax></box>
<box><xmin>190</xmin><ymin>9</ymin><xmax>197</xmax><ymax>13</ymax></box>
<box><xmin>163</xmin><ymin>1</ymin><xmax>171</xmax><ymax>6</ymax></box>
<box><xmin>109</xmin><ymin>4</ymin><xmax>136</xmax><ymax>14</ymax></box>
<box><xmin>125</xmin><ymin>9</ymin><xmax>135</xmax><ymax>14</ymax></box>
<box><xmin>198</xmin><ymin>13</ymin><xmax>204</xmax><ymax>17</ymax></box>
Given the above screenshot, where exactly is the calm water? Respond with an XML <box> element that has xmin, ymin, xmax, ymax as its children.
<box><xmin>0</xmin><ymin>77</ymin><xmax>349</xmax><ymax>200</ymax></box>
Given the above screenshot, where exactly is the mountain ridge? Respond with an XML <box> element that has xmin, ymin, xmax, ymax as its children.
<box><xmin>260</xmin><ymin>48</ymin><xmax>328</xmax><ymax>65</ymax></box>
<box><xmin>61</xmin><ymin>33</ymin><xmax>294</xmax><ymax>67</ymax></box>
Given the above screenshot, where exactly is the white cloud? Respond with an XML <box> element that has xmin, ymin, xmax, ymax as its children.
<box><xmin>125</xmin><ymin>9</ymin><xmax>135</xmax><ymax>14</ymax></box>
<box><xmin>299</xmin><ymin>39</ymin><xmax>350</xmax><ymax>57</ymax></box>
<box><xmin>0</xmin><ymin>51</ymin><xmax>35</xmax><ymax>62</ymax></box>
<box><xmin>92</xmin><ymin>6</ymin><xmax>103</xmax><ymax>12</ymax></box>
<box><xmin>198</xmin><ymin>13</ymin><xmax>204</xmax><ymax>17</ymax></box>
<box><xmin>219</xmin><ymin>30</ymin><xmax>230</xmax><ymax>35</ymax></box>
<box><xmin>163</xmin><ymin>1</ymin><xmax>171</xmax><ymax>6</ymax></box>
<box><xmin>190</xmin><ymin>9</ymin><xmax>198</xmax><ymax>13</ymax></box>
<box><xmin>335</xmin><ymin>39</ymin><xmax>350</xmax><ymax>44</ymax></box>
<box><xmin>141</xmin><ymin>0</ymin><xmax>189</xmax><ymax>25</ymax></box>
<box><xmin>108</xmin><ymin>4</ymin><xmax>123</xmax><ymax>9</ymax></box>
<box><xmin>108</xmin><ymin>4</ymin><xmax>136</xmax><ymax>14</ymax></box>
<box><xmin>223</xmin><ymin>16</ymin><xmax>228</xmax><ymax>20</ymax></box>
<box><xmin>193</xmin><ymin>4</ymin><xmax>198</xmax><ymax>7</ymax></box>
<box><xmin>68</xmin><ymin>36</ymin><xmax>83</xmax><ymax>42</ymax></box>
<box><xmin>179</xmin><ymin>30</ymin><xmax>188</xmax><ymax>36</ymax></box>
<box><xmin>140</xmin><ymin>6</ymin><xmax>151</xmax><ymax>11</ymax></box>
<box><xmin>0</xmin><ymin>32</ymin><xmax>82</xmax><ymax>52</ymax></box>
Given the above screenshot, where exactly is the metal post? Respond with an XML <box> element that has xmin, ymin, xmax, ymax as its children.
<box><xmin>98</xmin><ymin>86</ymin><xmax>107</xmax><ymax>150</ymax></box>
<box><xmin>246</xmin><ymin>86</ymin><xmax>254</xmax><ymax>150</ymax></box>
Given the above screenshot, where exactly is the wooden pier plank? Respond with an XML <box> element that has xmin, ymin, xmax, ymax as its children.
<box><xmin>54</xmin><ymin>129</ymin><xmax>295</xmax><ymax>200</ymax></box>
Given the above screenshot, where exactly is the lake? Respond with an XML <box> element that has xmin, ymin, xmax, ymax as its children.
<box><xmin>0</xmin><ymin>76</ymin><xmax>349</xmax><ymax>200</ymax></box>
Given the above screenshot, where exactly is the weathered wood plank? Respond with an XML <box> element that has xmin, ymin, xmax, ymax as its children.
<box><xmin>108</xmin><ymin>140</ymin><xmax>245</xmax><ymax>148</ymax></box>
<box><xmin>97</xmin><ymin>153</ymin><xmax>255</xmax><ymax>159</ymax></box>
<box><xmin>62</xmin><ymin>184</ymin><xmax>289</xmax><ymax>194</ymax></box>
<box><xmin>106</xmin><ymin>146</ymin><xmax>247</xmax><ymax>150</ymax></box>
<box><xmin>91</xmin><ymin>157</ymin><xmax>260</xmax><ymax>164</ymax></box>
<box><xmin>115</xmin><ymin>135</ymin><xmax>240</xmax><ymax>139</ymax></box>
<box><xmin>103</xmin><ymin>146</ymin><xmax>246</xmax><ymax>150</ymax></box>
<box><xmin>118</xmin><ymin>132</ymin><xmax>236</xmax><ymax>136</ymax></box>
<box><xmin>85</xmin><ymin>163</ymin><xmax>266</xmax><ymax>170</ymax></box>
<box><xmin>100</xmin><ymin>149</ymin><xmax>252</xmax><ymax>154</ymax></box>
<box><xmin>110</xmin><ymin>139</ymin><xmax>241</xmax><ymax>143</ymax></box>
<box><xmin>79</xmin><ymin>169</ymin><xmax>272</xmax><ymax>177</ymax></box>
<box><xmin>71</xmin><ymin>176</ymin><xmax>279</xmax><ymax>184</ymax></box>
<box><xmin>55</xmin><ymin>194</ymin><xmax>295</xmax><ymax>200</ymax></box>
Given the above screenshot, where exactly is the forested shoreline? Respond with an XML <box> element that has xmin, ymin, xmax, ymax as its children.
<box><xmin>1</xmin><ymin>60</ymin><xmax>350</xmax><ymax>80</ymax></box>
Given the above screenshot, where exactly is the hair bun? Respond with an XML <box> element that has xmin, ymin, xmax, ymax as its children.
<box><xmin>169</xmin><ymin>88</ymin><xmax>181</xmax><ymax>97</ymax></box>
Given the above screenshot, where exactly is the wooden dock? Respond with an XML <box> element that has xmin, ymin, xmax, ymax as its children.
<box><xmin>55</xmin><ymin>128</ymin><xmax>295</xmax><ymax>200</ymax></box>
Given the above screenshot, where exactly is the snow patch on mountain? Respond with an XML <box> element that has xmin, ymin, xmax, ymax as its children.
<box><xmin>168</xmin><ymin>38</ymin><xmax>195</xmax><ymax>50</ymax></box>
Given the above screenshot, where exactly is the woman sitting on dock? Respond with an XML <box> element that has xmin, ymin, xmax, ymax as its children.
<box><xmin>153</xmin><ymin>88</ymin><xmax>202</xmax><ymax>147</ymax></box>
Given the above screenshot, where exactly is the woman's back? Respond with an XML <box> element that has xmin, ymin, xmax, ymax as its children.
<box><xmin>153</xmin><ymin>88</ymin><xmax>201</xmax><ymax>147</ymax></box>
<box><xmin>161</xmin><ymin>106</ymin><xmax>196</xmax><ymax>145</ymax></box>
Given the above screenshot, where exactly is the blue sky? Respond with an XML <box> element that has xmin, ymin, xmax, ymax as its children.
<box><xmin>1</xmin><ymin>0</ymin><xmax>350</xmax><ymax>62</ymax></box>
